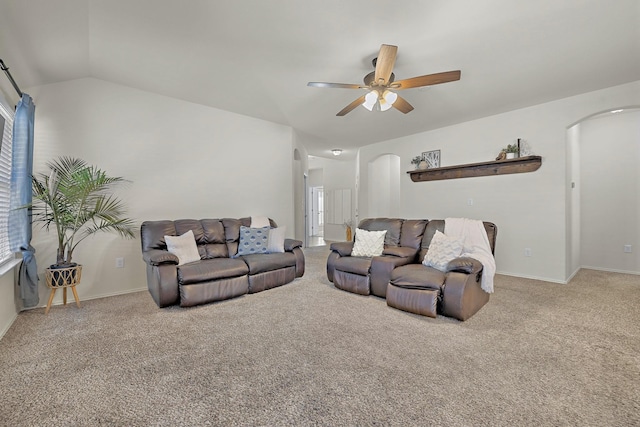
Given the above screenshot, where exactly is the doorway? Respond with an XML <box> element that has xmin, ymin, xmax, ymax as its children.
<box><xmin>566</xmin><ymin>107</ymin><xmax>640</xmax><ymax>279</ymax></box>
<box><xmin>307</xmin><ymin>186</ymin><xmax>325</xmax><ymax>247</ymax></box>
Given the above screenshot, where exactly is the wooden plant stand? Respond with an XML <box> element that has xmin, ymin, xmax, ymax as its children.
<box><xmin>44</xmin><ymin>265</ymin><xmax>82</xmax><ymax>315</ymax></box>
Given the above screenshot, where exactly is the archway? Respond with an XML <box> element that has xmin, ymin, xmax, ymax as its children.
<box><xmin>566</xmin><ymin>107</ymin><xmax>640</xmax><ymax>279</ymax></box>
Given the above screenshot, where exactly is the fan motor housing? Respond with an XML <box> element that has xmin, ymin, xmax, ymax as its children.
<box><xmin>364</xmin><ymin>71</ymin><xmax>395</xmax><ymax>86</ymax></box>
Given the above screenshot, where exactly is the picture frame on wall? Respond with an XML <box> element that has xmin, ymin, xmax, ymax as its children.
<box><xmin>422</xmin><ymin>150</ymin><xmax>441</xmax><ymax>168</ymax></box>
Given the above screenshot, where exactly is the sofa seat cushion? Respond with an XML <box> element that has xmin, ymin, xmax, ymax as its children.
<box><xmin>178</xmin><ymin>258</ymin><xmax>249</xmax><ymax>285</ymax></box>
<box><xmin>333</xmin><ymin>256</ymin><xmax>372</xmax><ymax>276</ymax></box>
<box><xmin>390</xmin><ymin>264</ymin><xmax>445</xmax><ymax>291</ymax></box>
<box><xmin>241</xmin><ymin>252</ymin><xmax>297</xmax><ymax>275</ymax></box>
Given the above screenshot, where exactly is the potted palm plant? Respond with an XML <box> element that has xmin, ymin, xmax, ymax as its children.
<box><xmin>31</xmin><ymin>157</ymin><xmax>136</xmax><ymax>310</ymax></box>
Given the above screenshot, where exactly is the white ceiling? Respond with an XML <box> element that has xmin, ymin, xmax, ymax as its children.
<box><xmin>0</xmin><ymin>0</ymin><xmax>638</xmax><ymax>158</ymax></box>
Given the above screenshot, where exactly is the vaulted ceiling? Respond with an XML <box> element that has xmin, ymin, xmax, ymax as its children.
<box><xmin>0</xmin><ymin>0</ymin><xmax>638</xmax><ymax>158</ymax></box>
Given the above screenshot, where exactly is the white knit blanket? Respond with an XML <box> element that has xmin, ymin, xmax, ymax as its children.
<box><xmin>444</xmin><ymin>217</ymin><xmax>496</xmax><ymax>293</ymax></box>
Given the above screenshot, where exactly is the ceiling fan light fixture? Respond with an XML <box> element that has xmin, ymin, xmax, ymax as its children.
<box><xmin>331</xmin><ymin>149</ymin><xmax>343</xmax><ymax>156</ymax></box>
<box><xmin>310</xmin><ymin>44</ymin><xmax>461</xmax><ymax>116</ymax></box>
<box><xmin>363</xmin><ymin>90</ymin><xmax>379</xmax><ymax>111</ymax></box>
<box><xmin>383</xmin><ymin>90</ymin><xmax>398</xmax><ymax>105</ymax></box>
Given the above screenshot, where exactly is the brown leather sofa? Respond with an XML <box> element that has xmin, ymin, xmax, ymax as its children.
<box><xmin>141</xmin><ymin>218</ymin><xmax>305</xmax><ymax>308</ymax></box>
<box><xmin>327</xmin><ymin>218</ymin><xmax>497</xmax><ymax>320</ymax></box>
<box><xmin>327</xmin><ymin>218</ymin><xmax>427</xmax><ymax>298</ymax></box>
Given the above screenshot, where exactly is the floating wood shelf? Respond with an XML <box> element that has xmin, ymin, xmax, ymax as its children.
<box><xmin>407</xmin><ymin>155</ymin><xmax>542</xmax><ymax>182</ymax></box>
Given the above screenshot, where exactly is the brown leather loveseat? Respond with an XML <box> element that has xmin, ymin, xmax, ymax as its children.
<box><xmin>327</xmin><ymin>218</ymin><xmax>497</xmax><ymax>320</ymax></box>
<box><xmin>141</xmin><ymin>218</ymin><xmax>305</xmax><ymax>308</ymax></box>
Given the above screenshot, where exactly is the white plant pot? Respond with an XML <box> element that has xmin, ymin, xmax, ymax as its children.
<box><xmin>506</xmin><ymin>152</ymin><xmax>517</xmax><ymax>159</ymax></box>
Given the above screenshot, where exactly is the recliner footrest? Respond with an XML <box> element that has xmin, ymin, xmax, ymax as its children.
<box><xmin>386</xmin><ymin>283</ymin><xmax>439</xmax><ymax>318</ymax></box>
<box><xmin>333</xmin><ymin>270</ymin><xmax>370</xmax><ymax>295</ymax></box>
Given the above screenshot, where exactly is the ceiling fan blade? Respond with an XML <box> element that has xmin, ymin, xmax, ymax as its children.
<box><xmin>374</xmin><ymin>44</ymin><xmax>398</xmax><ymax>85</ymax></box>
<box><xmin>308</xmin><ymin>82</ymin><xmax>366</xmax><ymax>89</ymax></box>
<box><xmin>392</xmin><ymin>70</ymin><xmax>461</xmax><ymax>90</ymax></box>
<box><xmin>392</xmin><ymin>95</ymin><xmax>414</xmax><ymax>114</ymax></box>
<box><xmin>336</xmin><ymin>95</ymin><xmax>367</xmax><ymax>116</ymax></box>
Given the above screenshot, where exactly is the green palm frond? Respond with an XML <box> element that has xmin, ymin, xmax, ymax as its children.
<box><xmin>31</xmin><ymin>156</ymin><xmax>136</xmax><ymax>265</ymax></box>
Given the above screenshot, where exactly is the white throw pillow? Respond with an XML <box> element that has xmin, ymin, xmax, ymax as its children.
<box><xmin>165</xmin><ymin>230</ymin><xmax>201</xmax><ymax>266</ymax></box>
<box><xmin>422</xmin><ymin>230</ymin><xmax>464</xmax><ymax>272</ymax></box>
<box><xmin>267</xmin><ymin>226</ymin><xmax>287</xmax><ymax>253</ymax></box>
<box><xmin>351</xmin><ymin>228</ymin><xmax>386</xmax><ymax>257</ymax></box>
<box><xmin>251</xmin><ymin>216</ymin><xmax>271</xmax><ymax>228</ymax></box>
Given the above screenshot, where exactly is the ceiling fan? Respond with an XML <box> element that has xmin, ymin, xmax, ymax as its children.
<box><xmin>308</xmin><ymin>44</ymin><xmax>461</xmax><ymax>116</ymax></box>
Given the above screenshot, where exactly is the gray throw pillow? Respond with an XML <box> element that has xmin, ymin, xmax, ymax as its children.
<box><xmin>235</xmin><ymin>226</ymin><xmax>270</xmax><ymax>257</ymax></box>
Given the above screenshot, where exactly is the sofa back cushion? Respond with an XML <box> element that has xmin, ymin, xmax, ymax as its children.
<box><xmin>141</xmin><ymin>217</ymin><xmax>278</xmax><ymax>259</ymax></box>
<box><xmin>357</xmin><ymin>218</ymin><xmax>403</xmax><ymax>247</ymax></box>
<box><xmin>400</xmin><ymin>219</ymin><xmax>428</xmax><ymax>249</ymax></box>
<box><xmin>175</xmin><ymin>219</ymin><xmax>227</xmax><ymax>259</ymax></box>
<box><xmin>419</xmin><ymin>220</ymin><xmax>444</xmax><ymax>261</ymax></box>
<box><xmin>223</xmin><ymin>217</ymin><xmax>277</xmax><ymax>257</ymax></box>
<box><xmin>141</xmin><ymin>220</ymin><xmax>177</xmax><ymax>252</ymax></box>
<box><xmin>419</xmin><ymin>220</ymin><xmax>498</xmax><ymax>261</ymax></box>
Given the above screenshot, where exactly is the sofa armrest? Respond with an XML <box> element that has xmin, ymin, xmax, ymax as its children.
<box><xmin>441</xmin><ymin>271</ymin><xmax>490</xmax><ymax>321</ymax></box>
<box><xmin>369</xmin><ymin>255</ymin><xmax>416</xmax><ymax>297</ymax></box>
<box><xmin>382</xmin><ymin>246</ymin><xmax>418</xmax><ymax>259</ymax></box>
<box><xmin>330</xmin><ymin>241</ymin><xmax>354</xmax><ymax>257</ymax></box>
<box><xmin>446</xmin><ymin>257</ymin><xmax>483</xmax><ymax>275</ymax></box>
<box><xmin>284</xmin><ymin>238</ymin><xmax>303</xmax><ymax>251</ymax></box>
<box><xmin>143</xmin><ymin>249</ymin><xmax>179</xmax><ymax>266</ymax></box>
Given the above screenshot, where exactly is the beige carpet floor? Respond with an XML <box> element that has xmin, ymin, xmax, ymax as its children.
<box><xmin>1</xmin><ymin>246</ymin><xmax>639</xmax><ymax>426</ymax></box>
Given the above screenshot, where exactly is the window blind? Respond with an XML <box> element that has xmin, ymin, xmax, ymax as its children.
<box><xmin>0</xmin><ymin>100</ymin><xmax>14</xmax><ymax>265</ymax></box>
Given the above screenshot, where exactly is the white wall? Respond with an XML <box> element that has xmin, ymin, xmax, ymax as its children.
<box><xmin>308</xmin><ymin>168</ymin><xmax>323</xmax><ymax>187</ymax></box>
<box><xmin>0</xmin><ymin>270</ymin><xmax>18</xmax><ymax>339</ymax></box>
<box><xmin>566</xmin><ymin>124</ymin><xmax>581</xmax><ymax>279</ymax></box>
<box><xmin>580</xmin><ymin>110</ymin><xmax>640</xmax><ymax>273</ymax></box>
<box><xmin>26</xmin><ymin>77</ymin><xmax>295</xmax><ymax>307</ymax></box>
<box><xmin>358</xmin><ymin>80</ymin><xmax>640</xmax><ymax>283</ymax></box>
<box><xmin>292</xmin><ymin>131</ymin><xmax>309</xmax><ymax>242</ymax></box>
<box><xmin>368</xmin><ymin>154</ymin><xmax>400</xmax><ymax>218</ymax></box>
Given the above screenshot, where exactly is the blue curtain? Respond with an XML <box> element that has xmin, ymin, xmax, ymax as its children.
<box><xmin>8</xmin><ymin>94</ymin><xmax>38</xmax><ymax>308</ymax></box>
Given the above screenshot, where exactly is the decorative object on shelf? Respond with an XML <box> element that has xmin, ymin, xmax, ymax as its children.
<box><xmin>422</xmin><ymin>150</ymin><xmax>441</xmax><ymax>168</ymax></box>
<box><xmin>344</xmin><ymin>220</ymin><xmax>354</xmax><ymax>241</ymax></box>
<box><xmin>496</xmin><ymin>143</ymin><xmax>519</xmax><ymax>160</ymax></box>
<box><xmin>518</xmin><ymin>139</ymin><xmax>533</xmax><ymax>156</ymax></box>
<box><xmin>30</xmin><ymin>157</ymin><xmax>136</xmax><ymax>314</ymax></box>
<box><xmin>411</xmin><ymin>155</ymin><xmax>425</xmax><ymax>170</ymax></box>
<box><xmin>505</xmin><ymin>144</ymin><xmax>519</xmax><ymax>159</ymax></box>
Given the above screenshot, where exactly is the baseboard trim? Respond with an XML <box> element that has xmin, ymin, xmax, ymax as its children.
<box><xmin>0</xmin><ymin>312</ymin><xmax>18</xmax><ymax>341</ymax></box>
<box><xmin>580</xmin><ymin>266</ymin><xmax>640</xmax><ymax>276</ymax></box>
<box><xmin>496</xmin><ymin>271</ymin><xmax>568</xmax><ymax>284</ymax></box>
<box><xmin>22</xmin><ymin>286</ymin><xmax>148</xmax><ymax>311</ymax></box>
<box><xmin>566</xmin><ymin>268</ymin><xmax>581</xmax><ymax>283</ymax></box>
<box><xmin>49</xmin><ymin>286</ymin><xmax>148</xmax><ymax>307</ymax></box>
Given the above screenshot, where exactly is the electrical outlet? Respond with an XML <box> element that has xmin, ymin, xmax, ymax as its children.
<box><xmin>624</xmin><ymin>245</ymin><xmax>632</xmax><ymax>253</ymax></box>
<box><xmin>115</xmin><ymin>257</ymin><xmax>125</xmax><ymax>268</ymax></box>
<box><xmin>467</xmin><ymin>198</ymin><xmax>473</xmax><ymax>206</ymax></box>
<box><xmin>524</xmin><ymin>248</ymin><xmax>532</xmax><ymax>257</ymax></box>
